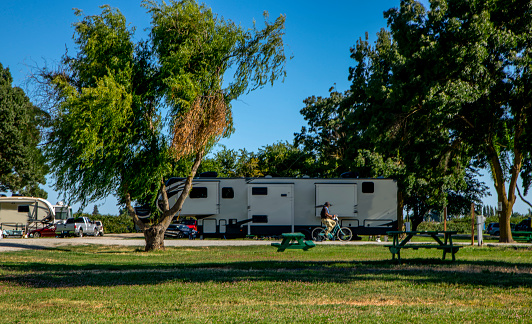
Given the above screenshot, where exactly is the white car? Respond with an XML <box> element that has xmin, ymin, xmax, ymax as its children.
<box><xmin>93</xmin><ymin>220</ymin><xmax>104</xmax><ymax>236</ymax></box>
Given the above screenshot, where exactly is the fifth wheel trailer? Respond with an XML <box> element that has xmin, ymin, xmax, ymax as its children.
<box><xmin>159</xmin><ymin>176</ymin><xmax>398</xmax><ymax>239</ymax></box>
<box><xmin>0</xmin><ymin>196</ymin><xmax>72</xmax><ymax>233</ymax></box>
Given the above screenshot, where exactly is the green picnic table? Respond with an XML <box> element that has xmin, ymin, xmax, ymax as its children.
<box><xmin>386</xmin><ymin>230</ymin><xmax>462</xmax><ymax>261</ymax></box>
<box><xmin>512</xmin><ymin>231</ymin><xmax>532</xmax><ymax>243</ymax></box>
<box><xmin>271</xmin><ymin>233</ymin><xmax>316</xmax><ymax>252</ymax></box>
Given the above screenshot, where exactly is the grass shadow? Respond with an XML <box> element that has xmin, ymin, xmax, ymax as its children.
<box><xmin>1</xmin><ymin>256</ymin><xmax>531</xmax><ymax>289</ymax></box>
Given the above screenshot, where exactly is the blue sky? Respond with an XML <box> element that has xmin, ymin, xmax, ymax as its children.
<box><xmin>2</xmin><ymin>0</ymin><xmax>530</xmax><ymax>215</ymax></box>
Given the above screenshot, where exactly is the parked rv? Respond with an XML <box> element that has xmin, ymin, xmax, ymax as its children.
<box><xmin>156</xmin><ymin>175</ymin><xmax>398</xmax><ymax>239</ymax></box>
<box><xmin>0</xmin><ymin>196</ymin><xmax>72</xmax><ymax>236</ymax></box>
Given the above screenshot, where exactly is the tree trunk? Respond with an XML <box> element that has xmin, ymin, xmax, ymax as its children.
<box><xmin>397</xmin><ymin>190</ymin><xmax>404</xmax><ymax>231</ymax></box>
<box><xmin>125</xmin><ymin>150</ymin><xmax>206</xmax><ymax>252</ymax></box>
<box><xmin>488</xmin><ymin>146</ymin><xmax>517</xmax><ymax>243</ymax></box>
<box><xmin>499</xmin><ymin>201</ymin><xmax>514</xmax><ymax>243</ymax></box>
<box><xmin>144</xmin><ymin>225</ymin><xmax>166</xmax><ymax>251</ymax></box>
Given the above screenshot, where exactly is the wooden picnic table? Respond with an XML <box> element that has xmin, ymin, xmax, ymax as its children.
<box><xmin>271</xmin><ymin>233</ymin><xmax>315</xmax><ymax>252</ymax></box>
<box><xmin>386</xmin><ymin>230</ymin><xmax>461</xmax><ymax>261</ymax></box>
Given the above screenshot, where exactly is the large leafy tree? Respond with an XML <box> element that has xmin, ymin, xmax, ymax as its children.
<box><xmin>379</xmin><ymin>0</ymin><xmax>532</xmax><ymax>242</ymax></box>
<box><xmin>41</xmin><ymin>0</ymin><xmax>288</xmax><ymax>250</ymax></box>
<box><xmin>0</xmin><ymin>63</ymin><xmax>48</xmax><ymax>197</ymax></box>
<box><xmin>347</xmin><ymin>25</ymin><xmax>473</xmax><ymax>230</ymax></box>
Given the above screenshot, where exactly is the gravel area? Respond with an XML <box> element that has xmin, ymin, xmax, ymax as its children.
<box><xmin>0</xmin><ymin>233</ymin><xmax>381</xmax><ymax>252</ymax></box>
<box><xmin>0</xmin><ymin>233</ymin><xmax>526</xmax><ymax>252</ymax></box>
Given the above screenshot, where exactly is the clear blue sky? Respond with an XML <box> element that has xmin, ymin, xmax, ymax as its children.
<box><xmin>1</xmin><ymin>0</ymin><xmax>530</xmax><ymax>215</ymax></box>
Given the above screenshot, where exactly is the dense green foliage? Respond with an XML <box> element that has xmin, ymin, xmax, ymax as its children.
<box><xmin>0</xmin><ymin>245</ymin><xmax>530</xmax><ymax>322</ymax></box>
<box><xmin>197</xmin><ymin>142</ymin><xmax>314</xmax><ymax>178</ymax></box>
<box><xmin>0</xmin><ymin>63</ymin><xmax>48</xmax><ymax>197</ymax></box>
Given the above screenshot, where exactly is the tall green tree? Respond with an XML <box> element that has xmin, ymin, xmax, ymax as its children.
<box><xmin>41</xmin><ymin>0</ymin><xmax>288</xmax><ymax>250</ymax></box>
<box><xmin>0</xmin><ymin>63</ymin><xmax>48</xmax><ymax>197</ymax></box>
<box><xmin>379</xmin><ymin>0</ymin><xmax>532</xmax><ymax>242</ymax></box>
<box><xmin>198</xmin><ymin>146</ymin><xmax>261</xmax><ymax>178</ymax></box>
<box><xmin>256</xmin><ymin>141</ymin><xmax>315</xmax><ymax>177</ymax></box>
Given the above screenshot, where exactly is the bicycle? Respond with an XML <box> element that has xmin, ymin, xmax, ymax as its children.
<box><xmin>311</xmin><ymin>216</ymin><xmax>353</xmax><ymax>241</ymax></box>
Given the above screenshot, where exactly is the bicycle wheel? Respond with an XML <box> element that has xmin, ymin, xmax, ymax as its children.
<box><xmin>337</xmin><ymin>227</ymin><xmax>353</xmax><ymax>241</ymax></box>
<box><xmin>311</xmin><ymin>227</ymin><xmax>326</xmax><ymax>241</ymax></box>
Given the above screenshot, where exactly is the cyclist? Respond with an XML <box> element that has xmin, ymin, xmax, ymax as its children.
<box><xmin>320</xmin><ymin>202</ymin><xmax>337</xmax><ymax>240</ymax></box>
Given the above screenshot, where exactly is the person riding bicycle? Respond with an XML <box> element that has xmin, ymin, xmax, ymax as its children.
<box><xmin>320</xmin><ymin>202</ymin><xmax>337</xmax><ymax>240</ymax></box>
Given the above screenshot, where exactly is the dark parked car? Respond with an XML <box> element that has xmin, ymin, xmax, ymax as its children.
<box><xmin>164</xmin><ymin>224</ymin><xmax>197</xmax><ymax>239</ymax></box>
<box><xmin>515</xmin><ymin>218</ymin><xmax>531</xmax><ymax>231</ymax></box>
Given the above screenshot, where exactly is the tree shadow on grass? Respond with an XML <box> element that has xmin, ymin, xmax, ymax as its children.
<box><xmin>1</xmin><ymin>256</ymin><xmax>531</xmax><ymax>289</ymax></box>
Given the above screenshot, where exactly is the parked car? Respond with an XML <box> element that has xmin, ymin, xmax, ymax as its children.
<box><xmin>487</xmin><ymin>222</ymin><xmax>499</xmax><ymax>235</ymax></box>
<box><xmin>55</xmin><ymin>217</ymin><xmax>98</xmax><ymax>237</ymax></box>
<box><xmin>164</xmin><ymin>224</ymin><xmax>197</xmax><ymax>239</ymax></box>
<box><xmin>515</xmin><ymin>218</ymin><xmax>531</xmax><ymax>232</ymax></box>
<box><xmin>180</xmin><ymin>219</ymin><xmax>198</xmax><ymax>232</ymax></box>
<box><xmin>487</xmin><ymin>222</ymin><xmax>516</xmax><ymax>236</ymax></box>
<box><xmin>28</xmin><ymin>224</ymin><xmax>56</xmax><ymax>238</ymax></box>
<box><xmin>93</xmin><ymin>220</ymin><xmax>104</xmax><ymax>236</ymax></box>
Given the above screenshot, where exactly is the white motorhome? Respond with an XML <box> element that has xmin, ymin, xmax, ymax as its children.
<box><xmin>158</xmin><ymin>176</ymin><xmax>398</xmax><ymax>239</ymax></box>
<box><xmin>0</xmin><ymin>196</ymin><xmax>72</xmax><ymax>233</ymax></box>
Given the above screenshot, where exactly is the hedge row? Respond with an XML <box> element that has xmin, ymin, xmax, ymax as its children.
<box><xmin>75</xmin><ymin>213</ymin><xmax>137</xmax><ymax>234</ymax></box>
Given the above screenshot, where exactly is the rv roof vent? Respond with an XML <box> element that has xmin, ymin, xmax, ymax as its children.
<box><xmin>11</xmin><ymin>193</ymin><xmax>22</xmax><ymax>197</ymax></box>
<box><xmin>265</xmin><ymin>175</ymin><xmax>273</xmax><ymax>178</ymax></box>
<box><xmin>302</xmin><ymin>175</ymin><xmax>310</xmax><ymax>178</ymax></box>
<box><xmin>199</xmin><ymin>171</ymin><xmax>218</xmax><ymax>178</ymax></box>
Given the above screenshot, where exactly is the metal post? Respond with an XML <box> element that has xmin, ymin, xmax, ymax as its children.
<box><xmin>471</xmin><ymin>203</ymin><xmax>475</xmax><ymax>246</ymax></box>
<box><xmin>444</xmin><ymin>207</ymin><xmax>447</xmax><ymax>231</ymax></box>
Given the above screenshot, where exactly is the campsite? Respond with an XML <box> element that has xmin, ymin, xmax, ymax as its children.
<box><xmin>2</xmin><ymin>0</ymin><xmax>532</xmax><ymax>322</ymax></box>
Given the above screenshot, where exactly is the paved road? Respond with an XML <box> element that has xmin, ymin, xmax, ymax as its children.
<box><xmin>0</xmin><ymin>233</ymin><xmax>527</xmax><ymax>252</ymax></box>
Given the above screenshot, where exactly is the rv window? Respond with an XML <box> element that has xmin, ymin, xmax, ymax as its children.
<box><xmin>252</xmin><ymin>187</ymin><xmax>268</xmax><ymax>195</ymax></box>
<box><xmin>252</xmin><ymin>215</ymin><xmax>268</xmax><ymax>223</ymax></box>
<box><xmin>190</xmin><ymin>187</ymin><xmax>208</xmax><ymax>198</ymax></box>
<box><xmin>222</xmin><ymin>187</ymin><xmax>234</xmax><ymax>199</ymax></box>
<box><xmin>18</xmin><ymin>205</ymin><xmax>30</xmax><ymax>213</ymax></box>
<box><xmin>362</xmin><ymin>182</ymin><xmax>375</xmax><ymax>193</ymax></box>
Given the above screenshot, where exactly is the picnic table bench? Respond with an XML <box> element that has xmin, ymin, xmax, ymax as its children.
<box><xmin>271</xmin><ymin>233</ymin><xmax>315</xmax><ymax>252</ymax></box>
<box><xmin>512</xmin><ymin>231</ymin><xmax>532</xmax><ymax>243</ymax></box>
<box><xmin>386</xmin><ymin>231</ymin><xmax>462</xmax><ymax>261</ymax></box>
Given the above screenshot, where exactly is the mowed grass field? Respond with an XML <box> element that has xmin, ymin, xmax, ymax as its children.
<box><xmin>0</xmin><ymin>243</ymin><xmax>531</xmax><ymax>323</ymax></box>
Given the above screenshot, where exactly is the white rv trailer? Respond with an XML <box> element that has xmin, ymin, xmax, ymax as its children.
<box><xmin>160</xmin><ymin>176</ymin><xmax>398</xmax><ymax>239</ymax></box>
<box><xmin>0</xmin><ymin>196</ymin><xmax>72</xmax><ymax>232</ymax></box>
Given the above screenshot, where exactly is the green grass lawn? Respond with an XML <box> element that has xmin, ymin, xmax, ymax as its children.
<box><xmin>0</xmin><ymin>244</ymin><xmax>531</xmax><ymax>323</ymax></box>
